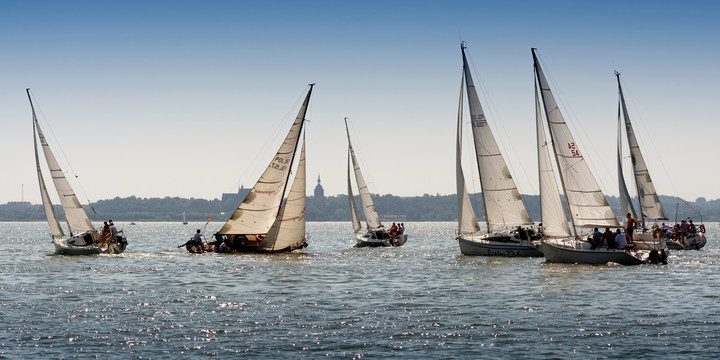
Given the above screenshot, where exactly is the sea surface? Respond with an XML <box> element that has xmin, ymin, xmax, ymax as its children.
<box><xmin>1</xmin><ymin>221</ymin><xmax>719</xmax><ymax>359</ymax></box>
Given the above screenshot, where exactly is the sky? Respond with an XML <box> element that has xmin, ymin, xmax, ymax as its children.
<box><xmin>1</xmin><ymin>0</ymin><xmax>719</xmax><ymax>205</ymax></box>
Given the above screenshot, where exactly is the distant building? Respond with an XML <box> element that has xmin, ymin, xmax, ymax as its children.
<box><xmin>314</xmin><ymin>174</ymin><xmax>324</xmax><ymax>198</ymax></box>
<box><xmin>5</xmin><ymin>201</ymin><xmax>31</xmax><ymax>210</ymax></box>
<box><xmin>221</xmin><ymin>185</ymin><xmax>251</xmax><ymax>214</ymax></box>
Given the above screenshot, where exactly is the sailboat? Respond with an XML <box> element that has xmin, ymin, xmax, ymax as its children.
<box><xmin>615</xmin><ymin>71</ymin><xmax>705</xmax><ymax>251</ymax></box>
<box><xmin>182</xmin><ymin>211</ymin><xmax>188</xmax><ymax>225</ymax></box>
<box><xmin>532</xmin><ymin>49</ymin><xmax>664</xmax><ymax>265</ymax></box>
<box><xmin>28</xmin><ymin>89</ymin><xmax>127</xmax><ymax>255</ymax></box>
<box><xmin>202</xmin><ymin>84</ymin><xmax>313</xmax><ymax>253</ymax></box>
<box><xmin>345</xmin><ymin>118</ymin><xmax>408</xmax><ymax>247</ymax></box>
<box><xmin>454</xmin><ymin>43</ymin><xmax>542</xmax><ymax>257</ymax></box>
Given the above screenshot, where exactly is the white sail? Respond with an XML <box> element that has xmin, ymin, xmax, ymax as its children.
<box><xmin>345</xmin><ymin>119</ymin><xmax>382</xmax><ymax>229</ymax></box>
<box><xmin>617</xmin><ymin>98</ymin><xmax>638</xmax><ymax>220</ymax></box>
<box><xmin>535</xmin><ymin>80</ymin><xmax>571</xmax><ymax>237</ymax></box>
<box><xmin>33</xmin><ymin>120</ymin><xmax>64</xmax><ymax>238</ymax></box>
<box><xmin>461</xmin><ymin>45</ymin><xmax>531</xmax><ymax>227</ymax></box>
<box><xmin>32</xmin><ymin>110</ymin><xmax>95</xmax><ymax>234</ymax></box>
<box><xmin>456</xmin><ymin>72</ymin><xmax>480</xmax><ymax>234</ymax></box>
<box><xmin>260</xmin><ymin>134</ymin><xmax>307</xmax><ymax>251</ymax></box>
<box><xmin>532</xmin><ymin>49</ymin><xmax>620</xmax><ymax>229</ymax></box>
<box><xmin>218</xmin><ymin>85</ymin><xmax>313</xmax><ymax>235</ymax></box>
<box><xmin>617</xmin><ymin>72</ymin><xmax>666</xmax><ymax>220</ymax></box>
<box><xmin>347</xmin><ymin>150</ymin><xmax>362</xmax><ymax>233</ymax></box>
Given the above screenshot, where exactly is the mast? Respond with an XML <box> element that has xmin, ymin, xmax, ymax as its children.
<box><xmin>616</xmin><ymin>74</ymin><xmax>638</xmax><ymax>222</ymax></box>
<box><xmin>456</xmin><ymin>64</ymin><xmax>480</xmax><ymax>234</ymax></box>
<box><xmin>616</xmin><ymin>72</ymin><xmax>666</xmax><ymax>226</ymax></box>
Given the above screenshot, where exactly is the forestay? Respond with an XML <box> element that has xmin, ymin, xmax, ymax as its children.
<box><xmin>260</xmin><ymin>134</ymin><xmax>307</xmax><ymax>251</ymax></box>
<box><xmin>535</xmin><ymin>81</ymin><xmax>571</xmax><ymax>237</ymax></box>
<box><xmin>532</xmin><ymin>49</ymin><xmax>620</xmax><ymax>229</ymax></box>
<box><xmin>345</xmin><ymin>119</ymin><xmax>382</xmax><ymax>230</ymax></box>
<box><xmin>218</xmin><ymin>85</ymin><xmax>313</xmax><ymax>235</ymax></box>
<box><xmin>461</xmin><ymin>45</ymin><xmax>531</xmax><ymax>227</ymax></box>
<box><xmin>456</xmin><ymin>72</ymin><xmax>480</xmax><ymax>234</ymax></box>
<box><xmin>617</xmin><ymin>72</ymin><xmax>666</xmax><ymax>220</ymax></box>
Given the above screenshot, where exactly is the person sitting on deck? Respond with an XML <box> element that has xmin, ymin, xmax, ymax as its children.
<box><xmin>615</xmin><ymin>229</ymin><xmax>628</xmax><ymax>249</ymax></box>
<box><xmin>602</xmin><ymin>227</ymin><xmax>616</xmax><ymax>249</ymax></box>
<box><xmin>688</xmin><ymin>220</ymin><xmax>696</xmax><ymax>234</ymax></box>
<box><xmin>398</xmin><ymin>223</ymin><xmax>405</xmax><ymax>235</ymax></box>
<box><xmin>590</xmin><ymin>227</ymin><xmax>603</xmax><ymax>250</ymax></box>
<box><xmin>389</xmin><ymin>222</ymin><xmax>399</xmax><ymax>238</ymax></box>
<box><xmin>97</xmin><ymin>221</ymin><xmax>111</xmax><ymax>245</ymax></box>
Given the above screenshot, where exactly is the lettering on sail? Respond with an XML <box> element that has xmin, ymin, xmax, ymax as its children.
<box><xmin>568</xmin><ymin>142</ymin><xmax>580</xmax><ymax>156</ymax></box>
<box><xmin>254</xmin><ymin>181</ymin><xmax>286</xmax><ymax>195</ymax></box>
<box><xmin>471</xmin><ymin>114</ymin><xmax>487</xmax><ymax>128</ymax></box>
<box><xmin>281</xmin><ymin>208</ymin><xmax>306</xmax><ymax>222</ymax></box>
<box><xmin>270</xmin><ymin>156</ymin><xmax>291</xmax><ymax>171</ymax></box>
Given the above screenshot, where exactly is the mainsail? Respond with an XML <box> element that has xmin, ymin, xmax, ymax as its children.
<box><xmin>532</xmin><ymin>49</ymin><xmax>620</xmax><ymax>230</ymax></box>
<box><xmin>616</xmin><ymin>72</ymin><xmax>666</xmax><ymax>221</ymax></box>
<box><xmin>535</xmin><ymin>80</ymin><xmax>571</xmax><ymax>237</ymax></box>
<box><xmin>345</xmin><ymin>118</ymin><xmax>382</xmax><ymax>230</ymax></box>
<box><xmin>28</xmin><ymin>90</ymin><xmax>95</xmax><ymax>235</ymax></box>
<box><xmin>218</xmin><ymin>84</ymin><xmax>313</xmax><ymax>235</ymax></box>
<box><xmin>456</xmin><ymin>71</ymin><xmax>480</xmax><ymax>234</ymax></box>
<box><xmin>347</xmin><ymin>150</ymin><xmax>362</xmax><ymax>233</ymax></box>
<box><xmin>260</xmin><ymin>133</ymin><xmax>307</xmax><ymax>251</ymax></box>
<box><xmin>461</xmin><ymin>44</ymin><xmax>531</xmax><ymax>227</ymax></box>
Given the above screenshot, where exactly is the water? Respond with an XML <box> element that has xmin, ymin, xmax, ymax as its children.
<box><xmin>1</xmin><ymin>221</ymin><xmax>719</xmax><ymax>358</ymax></box>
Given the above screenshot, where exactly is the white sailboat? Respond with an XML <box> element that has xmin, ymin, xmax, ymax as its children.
<box><xmin>345</xmin><ymin>118</ymin><xmax>407</xmax><ymax>247</ymax></box>
<box><xmin>454</xmin><ymin>43</ymin><xmax>542</xmax><ymax>257</ymax></box>
<box><xmin>615</xmin><ymin>72</ymin><xmax>704</xmax><ymax>251</ymax></box>
<box><xmin>532</xmin><ymin>50</ymin><xmax>664</xmax><ymax>265</ymax></box>
<box><xmin>182</xmin><ymin>211</ymin><xmax>188</xmax><ymax>225</ymax></box>
<box><xmin>28</xmin><ymin>89</ymin><xmax>127</xmax><ymax>255</ymax></box>
<box><xmin>204</xmin><ymin>84</ymin><xmax>313</xmax><ymax>253</ymax></box>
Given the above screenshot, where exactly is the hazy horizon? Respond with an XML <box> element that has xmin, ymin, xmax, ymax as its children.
<box><xmin>2</xmin><ymin>1</ymin><xmax>719</xmax><ymax>205</ymax></box>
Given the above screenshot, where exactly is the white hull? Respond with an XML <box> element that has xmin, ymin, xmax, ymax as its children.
<box><xmin>541</xmin><ymin>237</ymin><xmax>662</xmax><ymax>265</ymax></box>
<box><xmin>53</xmin><ymin>232</ymin><xmax>127</xmax><ymax>255</ymax></box>
<box><xmin>457</xmin><ymin>233</ymin><xmax>543</xmax><ymax>257</ymax></box>
<box><xmin>355</xmin><ymin>233</ymin><xmax>408</xmax><ymax>247</ymax></box>
<box><xmin>665</xmin><ymin>232</ymin><xmax>706</xmax><ymax>250</ymax></box>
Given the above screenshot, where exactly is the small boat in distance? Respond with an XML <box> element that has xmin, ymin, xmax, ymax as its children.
<box><xmin>345</xmin><ymin>118</ymin><xmax>407</xmax><ymax>247</ymax></box>
<box><xmin>187</xmin><ymin>84</ymin><xmax>314</xmax><ymax>254</ymax></box>
<box><xmin>28</xmin><ymin>89</ymin><xmax>127</xmax><ymax>255</ymax></box>
<box><xmin>182</xmin><ymin>211</ymin><xmax>188</xmax><ymax>225</ymax></box>
<box><xmin>454</xmin><ymin>43</ymin><xmax>542</xmax><ymax>257</ymax></box>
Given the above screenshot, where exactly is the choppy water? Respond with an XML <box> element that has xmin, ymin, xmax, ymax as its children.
<box><xmin>1</xmin><ymin>221</ymin><xmax>719</xmax><ymax>359</ymax></box>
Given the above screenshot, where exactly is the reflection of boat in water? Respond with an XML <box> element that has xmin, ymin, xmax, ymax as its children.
<box><xmin>531</xmin><ymin>50</ymin><xmax>665</xmax><ymax>265</ymax></box>
<box><xmin>344</xmin><ymin>118</ymin><xmax>407</xmax><ymax>248</ymax></box>
<box><xmin>453</xmin><ymin>43</ymin><xmax>540</xmax><ymax>257</ymax></box>
<box><xmin>187</xmin><ymin>85</ymin><xmax>314</xmax><ymax>254</ymax></box>
<box><xmin>28</xmin><ymin>89</ymin><xmax>127</xmax><ymax>255</ymax></box>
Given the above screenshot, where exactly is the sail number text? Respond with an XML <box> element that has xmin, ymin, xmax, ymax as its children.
<box><xmin>471</xmin><ymin>114</ymin><xmax>487</xmax><ymax>128</ymax></box>
<box><xmin>271</xmin><ymin>156</ymin><xmax>291</xmax><ymax>171</ymax></box>
<box><xmin>568</xmin><ymin>142</ymin><xmax>580</xmax><ymax>156</ymax></box>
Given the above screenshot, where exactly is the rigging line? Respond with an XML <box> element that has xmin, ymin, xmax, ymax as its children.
<box><xmin>29</xmin><ymin>90</ymin><xmax>95</xmax><ymax>206</ymax></box>
<box><xmin>536</xmin><ymin>53</ymin><xmax>614</xmax><ymax>197</ymax></box>
<box><xmin>465</xmin><ymin>48</ymin><xmax>534</xmax><ymax>196</ymax></box>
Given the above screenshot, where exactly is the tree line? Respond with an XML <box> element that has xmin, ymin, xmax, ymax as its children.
<box><xmin>1</xmin><ymin>194</ymin><xmax>714</xmax><ymax>223</ymax></box>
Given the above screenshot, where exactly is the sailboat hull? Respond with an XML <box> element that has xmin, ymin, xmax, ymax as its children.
<box><xmin>541</xmin><ymin>238</ymin><xmax>647</xmax><ymax>265</ymax></box>
<box><xmin>665</xmin><ymin>232</ymin><xmax>706</xmax><ymax>250</ymax></box>
<box><xmin>355</xmin><ymin>233</ymin><xmax>408</xmax><ymax>247</ymax></box>
<box><xmin>457</xmin><ymin>234</ymin><xmax>543</xmax><ymax>257</ymax></box>
<box><xmin>53</xmin><ymin>232</ymin><xmax>127</xmax><ymax>255</ymax></box>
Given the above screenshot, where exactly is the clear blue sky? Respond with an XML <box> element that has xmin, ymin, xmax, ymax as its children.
<box><xmin>2</xmin><ymin>0</ymin><xmax>718</xmax><ymax>205</ymax></box>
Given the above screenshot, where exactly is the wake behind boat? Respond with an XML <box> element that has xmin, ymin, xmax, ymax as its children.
<box><xmin>345</xmin><ymin>118</ymin><xmax>407</xmax><ymax>248</ymax></box>
<box><xmin>28</xmin><ymin>89</ymin><xmax>127</xmax><ymax>255</ymax></box>
<box><xmin>186</xmin><ymin>84</ymin><xmax>314</xmax><ymax>254</ymax></box>
<box><xmin>454</xmin><ymin>43</ymin><xmax>541</xmax><ymax>257</ymax></box>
